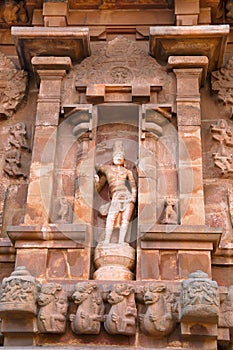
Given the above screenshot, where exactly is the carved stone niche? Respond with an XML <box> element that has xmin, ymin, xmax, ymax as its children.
<box><xmin>70</xmin><ymin>282</ymin><xmax>104</xmax><ymax>335</ymax></box>
<box><xmin>180</xmin><ymin>270</ymin><xmax>220</xmax><ymax>339</ymax></box>
<box><xmin>0</xmin><ymin>266</ymin><xmax>39</xmax><ymax>346</ymax></box>
<box><xmin>139</xmin><ymin>283</ymin><xmax>177</xmax><ymax>338</ymax></box>
<box><xmin>37</xmin><ymin>283</ymin><xmax>68</xmax><ymax>334</ymax></box>
<box><xmin>104</xmin><ymin>283</ymin><xmax>137</xmax><ymax>336</ymax></box>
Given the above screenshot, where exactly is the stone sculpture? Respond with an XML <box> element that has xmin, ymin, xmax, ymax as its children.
<box><xmin>4</xmin><ymin>122</ymin><xmax>29</xmax><ymax>179</ymax></box>
<box><xmin>37</xmin><ymin>283</ymin><xmax>68</xmax><ymax>334</ymax></box>
<box><xmin>57</xmin><ymin>197</ymin><xmax>70</xmax><ymax>223</ymax></box>
<box><xmin>212</xmin><ymin>57</ymin><xmax>233</xmax><ymax>106</ymax></box>
<box><xmin>70</xmin><ymin>282</ymin><xmax>104</xmax><ymax>335</ymax></box>
<box><xmin>9</xmin><ymin>123</ymin><xmax>29</xmax><ymax>150</ymax></box>
<box><xmin>161</xmin><ymin>198</ymin><xmax>178</xmax><ymax>225</ymax></box>
<box><xmin>104</xmin><ymin>283</ymin><xmax>137</xmax><ymax>335</ymax></box>
<box><xmin>94</xmin><ymin>141</ymin><xmax>137</xmax><ymax>244</ymax></box>
<box><xmin>0</xmin><ymin>0</ymin><xmax>28</xmax><ymax>26</ymax></box>
<box><xmin>211</xmin><ymin>119</ymin><xmax>233</xmax><ymax>175</ymax></box>
<box><xmin>0</xmin><ymin>266</ymin><xmax>38</xmax><ymax>315</ymax></box>
<box><xmin>139</xmin><ymin>283</ymin><xmax>176</xmax><ymax>337</ymax></box>
<box><xmin>180</xmin><ymin>270</ymin><xmax>219</xmax><ymax>322</ymax></box>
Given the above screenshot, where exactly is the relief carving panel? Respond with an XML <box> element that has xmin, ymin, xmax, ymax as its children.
<box><xmin>0</xmin><ymin>53</ymin><xmax>27</xmax><ymax>118</ymax></box>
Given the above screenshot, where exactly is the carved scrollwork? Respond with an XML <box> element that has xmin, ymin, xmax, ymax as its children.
<box><xmin>70</xmin><ymin>282</ymin><xmax>104</xmax><ymax>335</ymax></box>
<box><xmin>37</xmin><ymin>283</ymin><xmax>68</xmax><ymax>334</ymax></box>
<box><xmin>104</xmin><ymin>283</ymin><xmax>137</xmax><ymax>336</ymax></box>
<box><xmin>139</xmin><ymin>283</ymin><xmax>176</xmax><ymax>337</ymax></box>
<box><xmin>0</xmin><ymin>53</ymin><xmax>27</xmax><ymax>118</ymax></box>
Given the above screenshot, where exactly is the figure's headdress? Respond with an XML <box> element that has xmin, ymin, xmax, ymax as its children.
<box><xmin>113</xmin><ymin>141</ymin><xmax>125</xmax><ymax>157</ymax></box>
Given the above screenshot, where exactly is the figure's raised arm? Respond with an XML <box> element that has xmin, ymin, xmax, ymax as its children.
<box><xmin>94</xmin><ymin>166</ymin><xmax>107</xmax><ymax>193</ymax></box>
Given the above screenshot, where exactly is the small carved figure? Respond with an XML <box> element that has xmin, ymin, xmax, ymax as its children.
<box><xmin>37</xmin><ymin>283</ymin><xmax>68</xmax><ymax>334</ymax></box>
<box><xmin>70</xmin><ymin>282</ymin><xmax>104</xmax><ymax>335</ymax></box>
<box><xmin>212</xmin><ymin>58</ymin><xmax>233</xmax><ymax>105</ymax></box>
<box><xmin>181</xmin><ymin>270</ymin><xmax>219</xmax><ymax>322</ymax></box>
<box><xmin>94</xmin><ymin>141</ymin><xmax>137</xmax><ymax>244</ymax></box>
<box><xmin>57</xmin><ymin>197</ymin><xmax>70</xmax><ymax>223</ymax></box>
<box><xmin>219</xmin><ymin>285</ymin><xmax>233</xmax><ymax>328</ymax></box>
<box><xmin>3</xmin><ymin>148</ymin><xmax>27</xmax><ymax>178</ymax></box>
<box><xmin>104</xmin><ymin>283</ymin><xmax>137</xmax><ymax>335</ymax></box>
<box><xmin>161</xmin><ymin>198</ymin><xmax>178</xmax><ymax>224</ymax></box>
<box><xmin>139</xmin><ymin>284</ymin><xmax>176</xmax><ymax>337</ymax></box>
<box><xmin>9</xmin><ymin>122</ymin><xmax>29</xmax><ymax>150</ymax></box>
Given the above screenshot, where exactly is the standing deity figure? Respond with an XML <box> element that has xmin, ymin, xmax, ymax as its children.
<box><xmin>95</xmin><ymin>141</ymin><xmax>137</xmax><ymax>244</ymax></box>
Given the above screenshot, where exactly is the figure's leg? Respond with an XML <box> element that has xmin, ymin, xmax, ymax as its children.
<box><xmin>104</xmin><ymin>205</ymin><xmax>118</xmax><ymax>244</ymax></box>
<box><xmin>119</xmin><ymin>202</ymin><xmax>134</xmax><ymax>244</ymax></box>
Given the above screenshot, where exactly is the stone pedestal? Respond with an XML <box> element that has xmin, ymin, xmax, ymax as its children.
<box><xmin>94</xmin><ymin>243</ymin><xmax>135</xmax><ymax>280</ymax></box>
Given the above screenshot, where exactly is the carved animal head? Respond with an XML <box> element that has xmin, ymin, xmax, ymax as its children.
<box><xmin>143</xmin><ymin>284</ymin><xmax>166</xmax><ymax>305</ymax></box>
<box><xmin>37</xmin><ymin>283</ymin><xmax>62</xmax><ymax>306</ymax></box>
<box><xmin>107</xmin><ymin>284</ymin><xmax>134</xmax><ymax>305</ymax></box>
<box><xmin>72</xmin><ymin>282</ymin><xmax>97</xmax><ymax>304</ymax></box>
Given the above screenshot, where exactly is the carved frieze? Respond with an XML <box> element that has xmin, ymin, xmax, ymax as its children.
<box><xmin>180</xmin><ymin>270</ymin><xmax>219</xmax><ymax>323</ymax></box>
<box><xmin>70</xmin><ymin>282</ymin><xmax>104</xmax><ymax>335</ymax></box>
<box><xmin>212</xmin><ymin>57</ymin><xmax>233</xmax><ymax>106</ymax></box>
<box><xmin>0</xmin><ymin>53</ymin><xmax>27</xmax><ymax>118</ymax></box>
<box><xmin>0</xmin><ymin>266</ymin><xmax>38</xmax><ymax>316</ymax></box>
<box><xmin>37</xmin><ymin>283</ymin><xmax>68</xmax><ymax>334</ymax></box>
<box><xmin>104</xmin><ymin>283</ymin><xmax>137</xmax><ymax>335</ymax></box>
<box><xmin>211</xmin><ymin>119</ymin><xmax>233</xmax><ymax>175</ymax></box>
<box><xmin>139</xmin><ymin>283</ymin><xmax>176</xmax><ymax>337</ymax></box>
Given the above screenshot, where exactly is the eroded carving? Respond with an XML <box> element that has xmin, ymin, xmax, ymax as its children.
<box><xmin>0</xmin><ymin>53</ymin><xmax>27</xmax><ymax>118</ymax></box>
<box><xmin>56</xmin><ymin>197</ymin><xmax>71</xmax><ymax>223</ymax></box>
<box><xmin>95</xmin><ymin>141</ymin><xmax>137</xmax><ymax>244</ymax></box>
<box><xmin>211</xmin><ymin>119</ymin><xmax>233</xmax><ymax>175</ymax></box>
<box><xmin>0</xmin><ymin>0</ymin><xmax>28</xmax><ymax>26</ymax></box>
<box><xmin>70</xmin><ymin>282</ymin><xmax>104</xmax><ymax>335</ymax></box>
<box><xmin>181</xmin><ymin>270</ymin><xmax>219</xmax><ymax>322</ymax></box>
<box><xmin>9</xmin><ymin>122</ymin><xmax>29</xmax><ymax>150</ymax></box>
<box><xmin>219</xmin><ymin>285</ymin><xmax>233</xmax><ymax>328</ymax></box>
<box><xmin>139</xmin><ymin>283</ymin><xmax>176</xmax><ymax>337</ymax></box>
<box><xmin>104</xmin><ymin>283</ymin><xmax>137</xmax><ymax>335</ymax></box>
<box><xmin>0</xmin><ymin>266</ymin><xmax>38</xmax><ymax>315</ymax></box>
<box><xmin>212</xmin><ymin>57</ymin><xmax>233</xmax><ymax>106</ymax></box>
<box><xmin>37</xmin><ymin>283</ymin><xmax>68</xmax><ymax>334</ymax></box>
<box><xmin>161</xmin><ymin>198</ymin><xmax>178</xmax><ymax>224</ymax></box>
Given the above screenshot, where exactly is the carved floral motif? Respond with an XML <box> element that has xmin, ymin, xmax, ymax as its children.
<box><xmin>0</xmin><ymin>53</ymin><xmax>27</xmax><ymax>118</ymax></box>
<box><xmin>104</xmin><ymin>283</ymin><xmax>137</xmax><ymax>335</ymax></box>
<box><xmin>37</xmin><ymin>283</ymin><xmax>68</xmax><ymax>334</ymax></box>
<box><xmin>70</xmin><ymin>282</ymin><xmax>104</xmax><ymax>335</ymax></box>
<box><xmin>139</xmin><ymin>283</ymin><xmax>176</xmax><ymax>337</ymax></box>
<box><xmin>181</xmin><ymin>270</ymin><xmax>219</xmax><ymax>322</ymax></box>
